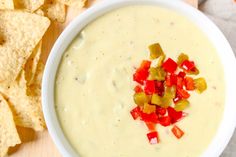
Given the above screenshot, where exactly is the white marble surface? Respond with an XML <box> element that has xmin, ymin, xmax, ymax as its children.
<box><xmin>199</xmin><ymin>0</ymin><xmax>236</xmax><ymax>156</ymax></box>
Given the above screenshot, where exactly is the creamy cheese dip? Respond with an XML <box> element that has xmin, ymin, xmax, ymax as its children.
<box><xmin>55</xmin><ymin>5</ymin><xmax>225</xmax><ymax>157</ymax></box>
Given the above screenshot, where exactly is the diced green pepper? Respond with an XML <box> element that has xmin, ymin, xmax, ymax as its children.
<box><xmin>177</xmin><ymin>53</ymin><xmax>189</xmax><ymax>65</ymax></box>
<box><xmin>143</xmin><ymin>103</ymin><xmax>156</xmax><ymax>114</ymax></box>
<box><xmin>174</xmin><ymin>99</ymin><xmax>190</xmax><ymax>111</ymax></box>
<box><xmin>148</xmin><ymin>67</ymin><xmax>166</xmax><ymax>81</ymax></box>
<box><xmin>165</xmin><ymin>86</ymin><xmax>176</xmax><ymax>99</ymax></box>
<box><xmin>151</xmin><ymin>94</ymin><xmax>162</xmax><ymax>106</ymax></box>
<box><xmin>194</xmin><ymin>78</ymin><xmax>207</xmax><ymax>93</ymax></box>
<box><xmin>157</xmin><ymin>54</ymin><xmax>166</xmax><ymax>67</ymax></box>
<box><xmin>160</xmin><ymin>96</ymin><xmax>172</xmax><ymax>108</ymax></box>
<box><xmin>148</xmin><ymin>43</ymin><xmax>164</xmax><ymax>59</ymax></box>
<box><xmin>133</xmin><ymin>92</ymin><xmax>150</xmax><ymax>106</ymax></box>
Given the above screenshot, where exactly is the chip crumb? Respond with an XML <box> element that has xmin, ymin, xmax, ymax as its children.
<box><xmin>0</xmin><ymin>94</ymin><xmax>21</xmax><ymax>157</ymax></box>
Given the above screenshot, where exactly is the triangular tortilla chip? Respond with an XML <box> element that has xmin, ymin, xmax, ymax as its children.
<box><xmin>13</xmin><ymin>0</ymin><xmax>44</xmax><ymax>12</ymax></box>
<box><xmin>0</xmin><ymin>94</ymin><xmax>21</xmax><ymax>157</ymax></box>
<box><xmin>0</xmin><ymin>0</ymin><xmax>14</xmax><ymax>10</ymax></box>
<box><xmin>24</xmin><ymin>41</ymin><xmax>42</xmax><ymax>86</ymax></box>
<box><xmin>43</xmin><ymin>0</ymin><xmax>66</xmax><ymax>23</ymax></box>
<box><xmin>0</xmin><ymin>10</ymin><xmax>50</xmax><ymax>86</ymax></box>
<box><xmin>0</xmin><ymin>71</ymin><xmax>45</xmax><ymax>131</ymax></box>
<box><xmin>58</xmin><ymin>0</ymin><xmax>86</xmax><ymax>8</ymax></box>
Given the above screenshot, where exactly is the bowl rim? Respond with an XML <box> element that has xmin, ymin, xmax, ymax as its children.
<box><xmin>42</xmin><ymin>0</ymin><xmax>236</xmax><ymax>157</ymax></box>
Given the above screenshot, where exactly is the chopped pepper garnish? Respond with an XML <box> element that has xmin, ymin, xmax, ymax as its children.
<box><xmin>131</xmin><ymin>43</ymin><xmax>207</xmax><ymax>144</ymax></box>
<box><xmin>184</xmin><ymin>77</ymin><xmax>195</xmax><ymax>90</ymax></box>
<box><xmin>162</xmin><ymin>58</ymin><xmax>178</xmax><ymax>73</ymax></box>
<box><xmin>143</xmin><ymin>103</ymin><xmax>156</xmax><ymax>114</ymax></box>
<box><xmin>181</xmin><ymin>60</ymin><xmax>195</xmax><ymax>72</ymax></box>
<box><xmin>133</xmin><ymin>92</ymin><xmax>150</xmax><ymax>106</ymax></box>
<box><xmin>147</xmin><ymin>131</ymin><xmax>160</xmax><ymax>144</ymax></box>
<box><xmin>148</xmin><ymin>43</ymin><xmax>164</xmax><ymax>59</ymax></box>
<box><xmin>151</xmin><ymin>94</ymin><xmax>162</xmax><ymax>106</ymax></box>
<box><xmin>171</xmin><ymin>125</ymin><xmax>184</xmax><ymax>139</ymax></box>
<box><xmin>174</xmin><ymin>99</ymin><xmax>190</xmax><ymax>111</ymax></box>
<box><xmin>194</xmin><ymin>78</ymin><xmax>207</xmax><ymax>93</ymax></box>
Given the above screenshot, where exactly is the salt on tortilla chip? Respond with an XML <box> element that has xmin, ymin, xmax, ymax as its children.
<box><xmin>13</xmin><ymin>0</ymin><xmax>44</xmax><ymax>12</ymax></box>
<box><xmin>0</xmin><ymin>0</ymin><xmax>14</xmax><ymax>10</ymax></box>
<box><xmin>43</xmin><ymin>0</ymin><xmax>66</xmax><ymax>23</ymax></box>
<box><xmin>58</xmin><ymin>0</ymin><xmax>86</xmax><ymax>8</ymax></box>
<box><xmin>0</xmin><ymin>94</ymin><xmax>21</xmax><ymax>157</ymax></box>
<box><xmin>0</xmin><ymin>10</ymin><xmax>50</xmax><ymax>86</ymax></box>
<box><xmin>0</xmin><ymin>71</ymin><xmax>45</xmax><ymax>131</ymax></box>
<box><xmin>24</xmin><ymin>41</ymin><xmax>42</xmax><ymax>86</ymax></box>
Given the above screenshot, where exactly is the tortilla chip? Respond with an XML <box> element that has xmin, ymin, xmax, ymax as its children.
<box><xmin>24</xmin><ymin>41</ymin><xmax>42</xmax><ymax>86</ymax></box>
<box><xmin>0</xmin><ymin>72</ymin><xmax>45</xmax><ymax>131</ymax></box>
<box><xmin>0</xmin><ymin>10</ymin><xmax>50</xmax><ymax>86</ymax></box>
<box><xmin>13</xmin><ymin>0</ymin><xmax>44</xmax><ymax>12</ymax></box>
<box><xmin>0</xmin><ymin>0</ymin><xmax>14</xmax><ymax>10</ymax></box>
<box><xmin>0</xmin><ymin>94</ymin><xmax>21</xmax><ymax>157</ymax></box>
<box><xmin>58</xmin><ymin>0</ymin><xmax>86</xmax><ymax>8</ymax></box>
<box><xmin>43</xmin><ymin>0</ymin><xmax>66</xmax><ymax>23</ymax></box>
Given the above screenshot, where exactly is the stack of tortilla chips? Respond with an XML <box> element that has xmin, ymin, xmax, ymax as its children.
<box><xmin>0</xmin><ymin>0</ymin><xmax>87</xmax><ymax>156</ymax></box>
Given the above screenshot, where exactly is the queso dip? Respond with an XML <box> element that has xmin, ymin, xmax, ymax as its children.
<box><xmin>55</xmin><ymin>5</ymin><xmax>225</xmax><ymax>157</ymax></box>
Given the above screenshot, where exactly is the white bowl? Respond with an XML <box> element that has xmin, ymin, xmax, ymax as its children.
<box><xmin>42</xmin><ymin>0</ymin><xmax>236</xmax><ymax>157</ymax></box>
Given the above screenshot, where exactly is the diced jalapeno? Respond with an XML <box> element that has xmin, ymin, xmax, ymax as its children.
<box><xmin>149</xmin><ymin>67</ymin><xmax>166</xmax><ymax>81</ymax></box>
<box><xmin>151</xmin><ymin>94</ymin><xmax>162</xmax><ymax>106</ymax></box>
<box><xmin>194</xmin><ymin>78</ymin><xmax>207</xmax><ymax>93</ymax></box>
<box><xmin>157</xmin><ymin>54</ymin><xmax>166</xmax><ymax>67</ymax></box>
<box><xmin>148</xmin><ymin>43</ymin><xmax>164</xmax><ymax>59</ymax></box>
<box><xmin>165</xmin><ymin>86</ymin><xmax>176</xmax><ymax>99</ymax></box>
<box><xmin>143</xmin><ymin>103</ymin><xmax>156</xmax><ymax>114</ymax></box>
<box><xmin>133</xmin><ymin>92</ymin><xmax>150</xmax><ymax>106</ymax></box>
<box><xmin>174</xmin><ymin>99</ymin><xmax>190</xmax><ymax>111</ymax></box>
<box><xmin>177</xmin><ymin>53</ymin><xmax>189</xmax><ymax>65</ymax></box>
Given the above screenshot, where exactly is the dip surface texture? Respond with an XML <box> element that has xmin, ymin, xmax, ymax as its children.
<box><xmin>55</xmin><ymin>5</ymin><xmax>225</xmax><ymax>157</ymax></box>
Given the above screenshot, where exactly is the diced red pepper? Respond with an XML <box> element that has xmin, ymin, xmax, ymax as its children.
<box><xmin>133</xmin><ymin>60</ymin><xmax>151</xmax><ymax>85</ymax></box>
<box><xmin>176</xmin><ymin>76</ymin><xmax>184</xmax><ymax>89</ymax></box>
<box><xmin>159</xmin><ymin>116</ymin><xmax>171</xmax><ymax>127</ymax></box>
<box><xmin>140</xmin><ymin>112</ymin><xmax>159</xmax><ymax>123</ymax></box>
<box><xmin>140</xmin><ymin>60</ymin><xmax>151</xmax><ymax>69</ymax></box>
<box><xmin>145</xmin><ymin>122</ymin><xmax>156</xmax><ymax>131</ymax></box>
<box><xmin>167</xmin><ymin>107</ymin><xmax>183</xmax><ymax>123</ymax></box>
<box><xmin>156</xmin><ymin>81</ymin><xmax>164</xmax><ymax>96</ymax></box>
<box><xmin>165</xmin><ymin>73</ymin><xmax>177</xmax><ymax>87</ymax></box>
<box><xmin>181</xmin><ymin>60</ymin><xmax>195</xmax><ymax>71</ymax></box>
<box><xmin>184</xmin><ymin>77</ymin><xmax>195</xmax><ymax>90</ymax></box>
<box><xmin>130</xmin><ymin>107</ymin><xmax>141</xmax><ymax>120</ymax></box>
<box><xmin>178</xmin><ymin>71</ymin><xmax>186</xmax><ymax>78</ymax></box>
<box><xmin>156</xmin><ymin>107</ymin><xmax>167</xmax><ymax>116</ymax></box>
<box><xmin>144</xmin><ymin>80</ymin><xmax>156</xmax><ymax>95</ymax></box>
<box><xmin>162</xmin><ymin>58</ymin><xmax>178</xmax><ymax>73</ymax></box>
<box><xmin>177</xmin><ymin>88</ymin><xmax>190</xmax><ymax>99</ymax></box>
<box><xmin>133</xmin><ymin>68</ymin><xmax>149</xmax><ymax>85</ymax></box>
<box><xmin>134</xmin><ymin>85</ymin><xmax>143</xmax><ymax>93</ymax></box>
<box><xmin>171</xmin><ymin>125</ymin><xmax>184</xmax><ymax>139</ymax></box>
<box><xmin>147</xmin><ymin>131</ymin><xmax>159</xmax><ymax>144</ymax></box>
